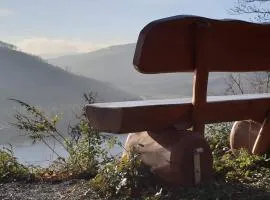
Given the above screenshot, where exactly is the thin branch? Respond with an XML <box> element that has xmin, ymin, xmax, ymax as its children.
<box><xmin>41</xmin><ymin>137</ymin><xmax>65</xmax><ymax>162</ymax></box>
<box><xmin>230</xmin><ymin>0</ymin><xmax>270</xmax><ymax>22</ymax></box>
<box><xmin>226</xmin><ymin>73</ymin><xmax>245</xmax><ymax>94</ymax></box>
<box><xmin>266</xmin><ymin>72</ymin><xmax>270</xmax><ymax>92</ymax></box>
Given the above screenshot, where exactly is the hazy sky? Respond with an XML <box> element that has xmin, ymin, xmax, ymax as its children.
<box><xmin>0</xmin><ymin>0</ymin><xmax>259</xmax><ymax>57</ymax></box>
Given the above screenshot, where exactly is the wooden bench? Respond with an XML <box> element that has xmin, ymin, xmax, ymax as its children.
<box><xmin>85</xmin><ymin>15</ymin><xmax>270</xmax><ymax>185</ymax></box>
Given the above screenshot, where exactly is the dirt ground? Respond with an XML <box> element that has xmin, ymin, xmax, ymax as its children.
<box><xmin>0</xmin><ymin>179</ymin><xmax>98</xmax><ymax>200</ymax></box>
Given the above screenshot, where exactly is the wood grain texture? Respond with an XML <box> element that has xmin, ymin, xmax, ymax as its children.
<box><xmin>192</xmin><ymin>68</ymin><xmax>209</xmax><ymax>136</ymax></box>
<box><xmin>85</xmin><ymin>94</ymin><xmax>270</xmax><ymax>133</ymax></box>
<box><xmin>133</xmin><ymin>16</ymin><xmax>194</xmax><ymax>73</ymax></box>
<box><xmin>191</xmin><ymin>24</ymin><xmax>209</xmax><ymax>135</ymax></box>
<box><xmin>86</xmin><ymin>100</ymin><xmax>192</xmax><ymax>133</ymax></box>
<box><xmin>133</xmin><ymin>15</ymin><xmax>270</xmax><ymax>73</ymax></box>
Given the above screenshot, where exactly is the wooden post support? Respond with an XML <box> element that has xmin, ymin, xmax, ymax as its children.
<box><xmin>192</xmin><ymin>23</ymin><xmax>209</xmax><ymax>136</ymax></box>
<box><xmin>193</xmin><ymin>147</ymin><xmax>204</xmax><ymax>184</ymax></box>
<box><xmin>192</xmin><ymin>67</ymin><xmax>209</xmax><ymax>136</ymax></box>
<box><xmin>252</xmin><ymin>111</ymin><xmax>270</xmax><ymax>155</ymax></box>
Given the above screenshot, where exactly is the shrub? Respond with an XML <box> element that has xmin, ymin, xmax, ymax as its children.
<box><xmin>0</xmin><ymin>145</ymin><xmax>31</xmax><ymax>182</ymax></box>
<box><xmin>8</xmin><ymin>94</ymin><xmax>118</xmax><ymax>181</ymax></box>
<box><xmin>206</xmin><ymin>122</ymin><xmax>270</xmax><ymax>191</ymax></box>
<box><xmin>215</xmin><ymin>149</ymin><xmax>270</xmax><ymax>189</ymax></box>
<box><xmin>205</xmin><ymin>122</ymin><xmax>232</xmax><ymax>157</ymax></box>
<box><xmin>90</xmin><ymin>148</ymin><xmax>161</xmax><ymax>200</ymax></box>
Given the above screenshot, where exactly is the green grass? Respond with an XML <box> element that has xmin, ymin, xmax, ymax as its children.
<box><xmin>0</xmin><ymin>146</ymin><xmax>32</xmax><ymax>182</ymax></box>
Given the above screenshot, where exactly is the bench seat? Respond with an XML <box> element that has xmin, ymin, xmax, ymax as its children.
<box><xmin>86</xmin><ymin>93</ymin><xmax>270</xmax><ymax>133</ymax></box>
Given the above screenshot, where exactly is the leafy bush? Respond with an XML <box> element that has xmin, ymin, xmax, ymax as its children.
<box><xmin>206</xmin><ymin>123</ymin><xmax>270</xmax><ymax>191</ymax></box>
<box><xmin>90</xmin><ymin>148</ymin><xmax>160</xmax><ymax>199</ymax></box>
<box><xmin>0</xmin><ymin>146</ymin><xmax>31</xmax><ymax>182</ymax></box>
<box><xmin>63</xmin><ymin>120</ymin><xmax>118</xmax><ymax>179</ymax></box>
<box><xmin>214</xmin><ymin>149</ymin><xmax>270</xmax><ymax>189</ymax></box>
<box><xmin>8</xmin><ymin>94</ymin><xmax>117</xmax><ymax>181</ymax></box>
<box><xmin>205</xmin><ymin>122</ymin><xmax>232</xmax><ymax>157</ymax></box>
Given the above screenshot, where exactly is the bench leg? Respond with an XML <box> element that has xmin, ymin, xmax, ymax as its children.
<box><xmin>193</xmin><ymin>147</ymin><xmax>204</xmax><ymax>184</ymax></box>
<box><xmin>252</xmin><ymin>111</ymin><xmax>270</xmax><ymax>155</ymax></box>
<box><xmin>192</xmin><ymin>123</ymin><xmax>205</xmax><ymax>137</ymax></box>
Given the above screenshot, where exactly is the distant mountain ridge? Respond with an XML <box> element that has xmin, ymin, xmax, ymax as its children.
<box><xmin>49</xmin><ymin>43</ymin><xmax>229</xmax><ymax>99</ymax></box>
<box><xmin>0</xmin><ymin>40</ymin><xmax>17</xmax><ymax>50</ymax></box>
<box><xmin>0</xmin><ymin>45</ymin><xmax>138</xmax><ymax>101</ymax></box>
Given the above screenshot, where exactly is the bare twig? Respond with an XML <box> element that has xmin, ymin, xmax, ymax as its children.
<box><xmin>230</xmin><ymin>0</ymin><xmax>270</xmax><ymax>22</ymax></box>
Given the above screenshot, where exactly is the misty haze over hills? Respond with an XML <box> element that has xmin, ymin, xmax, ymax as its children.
<box><xmin>0</xmin><ymin>43</ymin><xmax>139</xmax><ymax>144</ymax></box>
<box><xmin>49</xmin><ymin>43</ymin><xmax>229</xmax><ymax>99</ymax></box>
<box><xmin>1</xmin><ymin>41</ymin><xmax>267</xmax><ymax>165</ymax></box>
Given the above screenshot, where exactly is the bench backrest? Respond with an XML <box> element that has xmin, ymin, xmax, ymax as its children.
<box><xmin>133</xmin><ymin>15</ymin><xmax>270</xmax><ymax>73</ymax></box>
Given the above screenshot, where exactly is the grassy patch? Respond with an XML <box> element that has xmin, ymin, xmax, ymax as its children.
<box><xmin>0</xmin><ymin>145</ymin><xmax>32</xmax><ymax>182</ymax></box>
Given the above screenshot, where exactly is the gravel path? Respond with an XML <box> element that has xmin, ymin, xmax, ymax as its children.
<box><xmin>0</xmin><ymin>180</ymin><xmax>98</xmax><ymax>200</ymax></box>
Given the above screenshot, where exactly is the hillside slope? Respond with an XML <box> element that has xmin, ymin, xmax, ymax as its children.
<box><xmin>49</xmin><ymin>43</ymin><xmax>229</xmax><ymax>99</ymax></box>
<box><xmin>0</xmin><ymin>45</ymin><xmax>139</xmax><ymax>144</ymax></box>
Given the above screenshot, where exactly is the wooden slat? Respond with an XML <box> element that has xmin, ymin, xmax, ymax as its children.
<box><xmin>85</xmin><ymin>94</ymin><xmax>270</xmax><ymax>133</ymax></box>
<box><xmin>133</xmin><ymin>16</ymin><xmax>195</xmax><ymax>73</ymax></box>
<box><xmin>133</xmin><ymin>15</ymin><xmax>270</xmax><ymax>73</ymax></box>
<box><xmin>86</xmin><ymin>98</ymin><xmax>192</xmax><ymax>133</ymax></box>
<box><xmin>198</xmin><ymin>21</ymin><xmax>270</xmax><ymax>72</ymax></box>
<box><xmin>203</xmin><ymin>97</ymin><xmax>269</xmax><ymax>123</ymax></box>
